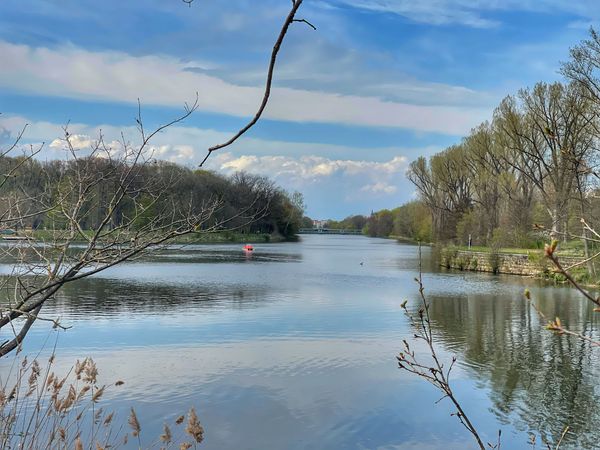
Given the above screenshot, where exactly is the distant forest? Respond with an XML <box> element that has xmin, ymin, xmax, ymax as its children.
<box><xmin>320</xmin><ymin>206</ymin><xmax>431</xmax><ymax>243</ymax></box>
<box><xmin>0</xmin><ymin>155</ymin><xmax>305</xmax><ymax>239</ymax></box>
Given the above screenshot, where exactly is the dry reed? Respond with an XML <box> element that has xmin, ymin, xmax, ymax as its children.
<box><xmin>0</xmin><ymin>353</ymin><xmax>205</xmax><ymax>449</ymax></box>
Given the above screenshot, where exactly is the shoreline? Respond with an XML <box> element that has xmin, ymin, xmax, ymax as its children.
<box><xmin>437</xmin><ymin>246</ymin><xmax>599</xmax><ymax>286</ymax></box>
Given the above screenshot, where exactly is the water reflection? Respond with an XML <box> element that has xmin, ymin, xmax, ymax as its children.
<box><xmin>427</xmin><ymin>278</ymin><xmax>600</xmax><ymax>448</ymax></box>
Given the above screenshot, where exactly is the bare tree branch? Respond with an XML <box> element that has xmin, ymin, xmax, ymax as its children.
<box><xmin>199</xmin><ymin>0</ymin><xmax>309</xmax><ymax>166</ymax></box>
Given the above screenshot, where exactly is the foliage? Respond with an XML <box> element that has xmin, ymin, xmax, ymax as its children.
<box><xmin>405</xmin><ymin>77</ymin><xmax>600</xmax><ymax>250</ymax></box>
<box><xmin>325</xmin><ymin>214</ymin><xmax>368</xmax><ymax>231</ymax></box>
<box><xmin>364</xmin><ymin>201</ymin><xmax>432</xmax><ymax>242</ymax></box>
<box><xmin>365</xmin><ymin>209</ymin><xmax>394</xmax><ymax>237</ymax></box>
<box><xmin>0</xmin><ymin>156</ymin><xmax>304</xmax><ymax>241</ymax></box>
<box><xmin>400</xmin><ymin>29</ymin><xmax>600</xmax><ymax>449</ymax></box>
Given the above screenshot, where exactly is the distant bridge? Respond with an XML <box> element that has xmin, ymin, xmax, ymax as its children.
<box><xmin>298</xmin><ymin>228</ymin><xmax>363</xmax><ymax>235</ymax></box>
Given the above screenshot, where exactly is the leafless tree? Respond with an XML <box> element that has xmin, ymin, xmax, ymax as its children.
<box><xmin>408</xmin><ymin>146</ymin><xmax>472</xmax><ymax>241</ymax></box>
<box><xmin>494</xmin><ymin>82</ymin><xmax>598</xmax><ymax>240</ymax></box>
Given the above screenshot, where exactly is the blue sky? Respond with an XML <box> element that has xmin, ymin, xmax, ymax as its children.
<box><xmin>0</xmin><ymin>0</ymin><xmax>597</xmax><ymax>219</ymax></box>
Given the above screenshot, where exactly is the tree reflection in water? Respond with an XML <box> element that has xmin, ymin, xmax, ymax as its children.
<box><xmin>426</xmin><ymin>283</ymin><xmax>600</xmax><ymax>448</ymax></box>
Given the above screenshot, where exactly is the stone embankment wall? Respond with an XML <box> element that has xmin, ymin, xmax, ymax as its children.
<box><xmin>439</xmin><ymin>248</ymin><xmax>585</xmax><ymax>277</ymax></box>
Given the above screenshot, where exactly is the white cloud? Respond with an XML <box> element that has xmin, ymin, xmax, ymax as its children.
<box><xmin>1</xmin><ymin>114</ymin><xmax>441</xmax><ymax>163</ymax></box>
<box><xmin>0</xmin><ymin>40</ymin><xmax>490</xmax><ymax>135</ymax></box>
<box><xmin>211</xmin><ymin>152</ymin><xmax>408</xmax><ymax>183</ymax></box>
<box><xmin>0</xmin><ymin>125</ymin><xmax>11</xmax><ymax>144</ymax></box>
<box><xmin>154</xmin><ymin>144</ymin><xmax>196</xmax><ymax>161</ymax></box>
<box><xmin>49</xmin><ymin>134</ymin><xmax>129</xmax><ymax>160</ymax></box>
<box><xmin>328</xmin><ymin>0</ymin><xmax>499</xmax><ymax>27</ymax></box>
<box><xmin>0</xmin><ymin>116</ymin><xmax>434</xmax><ymax>184</ymax></box>
<box><xmin>46</xmin><ymin>133</ymin><xmax>202</xmax><ymax>163</ymax></box>
<box><xmin>49</xmin><ymin>134</ymin><xmax>92</xmax><ymax>150</ymax></box>
<box><xmin>360</xmin><ymin>182</ymin><xmax>398</xmax><ymax>195</ymax></box>
<box><xmin>211</xmin><ymin>152</ymin><xmax>410</xmax><ymax>208</ymax></box>
<box><xmin>213</xmin><ymin>36</ymin><xmax>495</xmax><ymax>108</ymax></box>
<box><xmin>326</xmin><ymin>0</ymin><xmax>600</xmax><ymax>27</ymax></box>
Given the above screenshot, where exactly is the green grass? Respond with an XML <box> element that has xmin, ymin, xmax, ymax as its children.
<box><xmin>452</xmin><ymin>242</ymin><xmax>588</xmax><ymax>257</ymax></box>
<box><xmin>452</xmin><ymin>245</ymin><xmax>538</xmax><ymax>255</ymax></box>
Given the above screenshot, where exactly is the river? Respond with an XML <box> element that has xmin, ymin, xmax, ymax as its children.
<box><xmin>5</xmin><ymin>235</ymin><xmax>600</xmax><ymax>449</ymax></box>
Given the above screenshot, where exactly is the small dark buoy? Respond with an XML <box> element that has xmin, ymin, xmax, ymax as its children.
<box><xmin>360</xmin><ymin>262</ymin><xmax>364</xmax><ymax>266</ymax></box>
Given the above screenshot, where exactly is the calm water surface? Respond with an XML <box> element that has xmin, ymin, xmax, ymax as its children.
<box><xmin>4</xmin><ymin>235</ymin><xmax>600</xmax><ymax>449</ymax></box>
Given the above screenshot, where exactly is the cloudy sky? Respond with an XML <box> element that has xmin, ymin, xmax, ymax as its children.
<box><xmin>0</xmin><ymin>1</ymin><xmax>597</xmax><ymax>218</ymax></box>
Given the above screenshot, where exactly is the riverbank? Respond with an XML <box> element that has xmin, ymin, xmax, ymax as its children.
<box><xmin>438</xmin><ymin>246</ymin><xmax>590</xmax><ymax>282</ymax></box>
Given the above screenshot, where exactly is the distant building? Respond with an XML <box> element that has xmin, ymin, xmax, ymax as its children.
<box><xmin>312</xmin><ymin>220</ymin><xmax>326</xmax><ymax>229</ymax></box>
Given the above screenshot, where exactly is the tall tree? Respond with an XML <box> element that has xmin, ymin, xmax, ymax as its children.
<box><xmin>494</xmin><ymin>82</ymin><xmax>597</xmax><ymax>239</ymax></box>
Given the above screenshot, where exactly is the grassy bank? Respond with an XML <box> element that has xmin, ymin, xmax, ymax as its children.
<box><xmin>448</xmin><ymin>242</ymin><xmax>585</xmax><ymax>257</ymax></box>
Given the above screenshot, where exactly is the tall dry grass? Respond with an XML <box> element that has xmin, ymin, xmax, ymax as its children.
<box><xmin>0</xmin><ymin>353</ymin><xmax>204</xmax><ymax>449</ymax></box>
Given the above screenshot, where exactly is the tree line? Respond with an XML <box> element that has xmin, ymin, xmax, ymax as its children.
<box><xmin>0</xmin><ymin>154</ymin><xmax>305</xmax><ymax>240</ymax></box>
<box><xmin>365</xmin><ymin>30</ymin><xmax>600</xmax><ymax>250</ymax></box>
<box><xmin>317</xmin><ymin>206</ymin><xmax>431</xmax><ymax>241</ymax></box>
<box><xmin>407</xmin><ymin>80</ymin><xmax>600</xmax><ymax>248</ymax></box>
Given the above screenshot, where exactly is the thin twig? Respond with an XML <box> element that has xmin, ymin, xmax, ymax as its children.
<box><xmin>199</xmin><ymin>0</ymin><xmax>308</xmax><ymax>166</ymax></box>
<box><xmin>398</xmin><ymin>244</ymin><xmax>487</xmax><ymax>450</ymax></box>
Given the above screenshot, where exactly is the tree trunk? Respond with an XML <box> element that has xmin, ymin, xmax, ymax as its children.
<box><xmin>582</xmin><ymin>224</ymin><xmax>595</xmax><ymax>276</ymax></box>
<box><xmin>549</xmin><ymin>207</ymin><xmax>560</xmax><ymax>240</ymax></box>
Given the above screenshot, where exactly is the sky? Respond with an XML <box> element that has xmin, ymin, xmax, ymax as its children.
<box><xmin>0</xmin><ymin>1</ymin><xmax>598</xmax><ymax>219</ymax></box>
